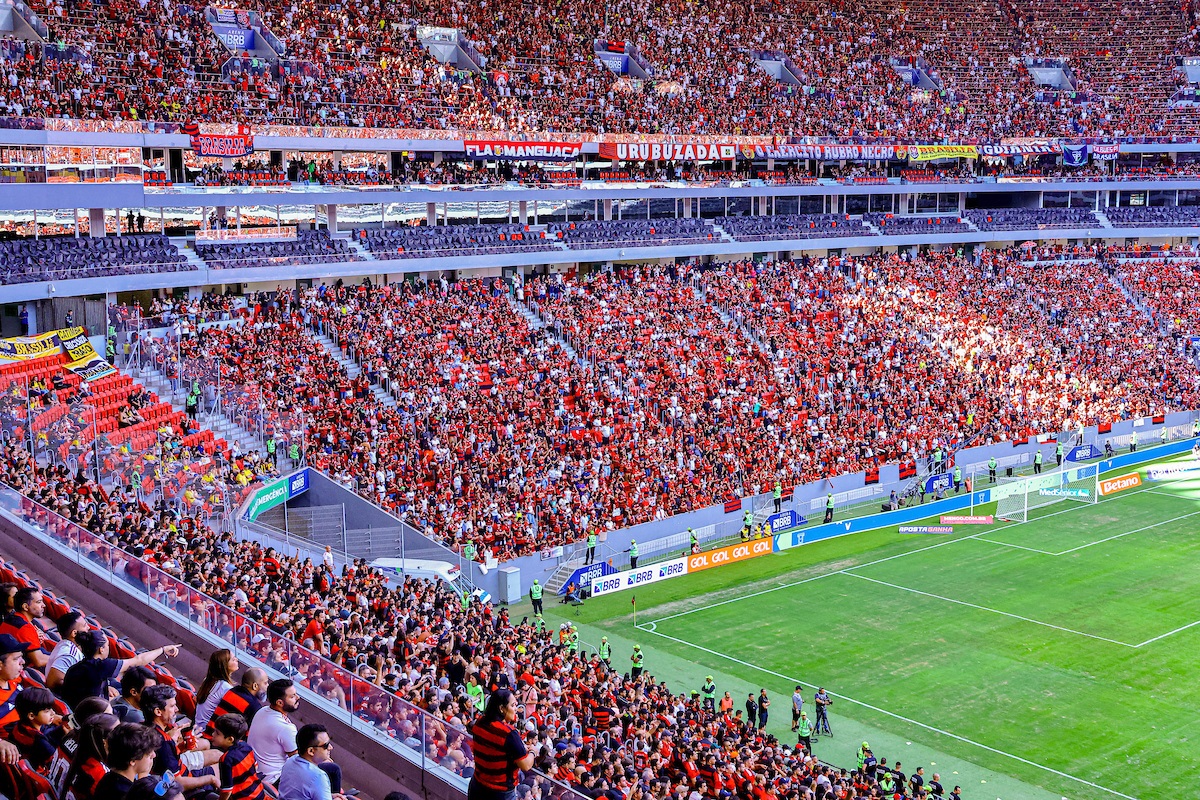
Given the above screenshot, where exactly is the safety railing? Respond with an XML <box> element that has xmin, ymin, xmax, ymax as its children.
<box><xmin>0</xmin><ymin>478</ymin><xmax>590</xmax><ymax>800</ymax></box>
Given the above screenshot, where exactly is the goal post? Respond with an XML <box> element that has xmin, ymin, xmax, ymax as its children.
<box><xmin>993</xmin><ymin>463</ymin><xmax>1100</xmax><ymax>523</ymax></box>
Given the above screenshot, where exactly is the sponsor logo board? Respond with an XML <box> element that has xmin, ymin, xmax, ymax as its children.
<box><xmin>1099</xmin><ymin>472</ymin><xmax>1142</xmax><ymax>496</ymax></box>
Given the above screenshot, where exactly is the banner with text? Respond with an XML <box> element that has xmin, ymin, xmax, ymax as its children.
<box><xmin>906</xmin><ymin>144</ymin><xmax>978</xmax><ymax>162</ymax></box>
<box><xmin>0</xmin><ymin>327</ymin><xmax>116</xmax><ymax>381</ymax></box>
<box><xmin>686</xmin><ymin>538</ymin><xmax>773</xmax><ymax>573</ymax></box>
<box><xmin>744</xmin><ymin>144</ymin><xmax>900</xmax><ymax>161</ymax></box>
<box><xmin>590</xmin><ymin>557</ymin><xmax>688</xmax><ymax>596</ymax></box>
<box><xmin>464</xmin><ymin>140</ymin><xmax>583</xmax><ymax>160</ymax></box>
<box><xmin>192</xmin><ymin>133</ymin><xmax>255</xmax><ymax>158</ymax></box>
<box><xmin>978</xmin><ymin>143</ymin><xmax>1062</xmax><ymax>157</ymax></box>
<box><xmin>1092</xmin><ymin>143</ymin><xmax>1120</xmax><ymax>161</ymax></box>
<box><xmin>600</xmin><ymin>142</ymin><xmax>737</xmax><ymax>162</ymax></box>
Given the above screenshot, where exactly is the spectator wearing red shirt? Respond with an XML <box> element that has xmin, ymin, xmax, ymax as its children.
<box><xmin>0</xmin><ymin>588</ymin><xmax>48</xmax><ymax>671</ymax></box>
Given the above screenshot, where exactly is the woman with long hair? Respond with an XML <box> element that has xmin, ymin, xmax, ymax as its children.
<box><xmin>60</xmin><ymin>711</ymin><xmax>120</xmax><ymax>800</ymax></box>
<box><xmin>468</xmin><ymin>689</ymin><xmax>535</xmax><ymax>800</ymax></box>
<box><xmin>193</xmin><ymin>648</ymin><xmax>238</xmax><ymax>732</ymax></box>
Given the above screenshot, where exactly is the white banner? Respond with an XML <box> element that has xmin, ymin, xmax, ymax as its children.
<box><xmin>590</xmin><ymin>556</ymin><xmax>688</xmax><ymax>596</ymax></box>
<box><xmin>196</xmin><ymin>226</ymin><xmax>297</xmax><ymax>244</ymax></box>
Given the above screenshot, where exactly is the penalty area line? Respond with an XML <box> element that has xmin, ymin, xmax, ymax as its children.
<box><xmin>635</xmin><ymin>622</ymin><xmax>1141</xmax><ymax>800</ymax></box>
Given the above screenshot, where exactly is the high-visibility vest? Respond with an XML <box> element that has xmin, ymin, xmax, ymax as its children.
<box><xmin>529</xmin><ymin>583</ymin><xmax>542</xmax><ymax>601</ymax></box>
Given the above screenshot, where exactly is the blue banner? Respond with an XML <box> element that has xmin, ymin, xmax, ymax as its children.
<box><xmin>765</xmin><ymin>509</ymin><xmax>805</xmax><ymax>534</ymax></box>
<box><xmin>924</xmin><ymin>471</ymin><xmax>955</xmax><ymax>494</ymax></box>
<box><xmin>212</xmin><ymin>24</ymin><xmax>255</xmax><ymax>50</ymax></box>
<box><xmin>1067</xmin><ymin>444</ymin><xmax>1101</xmax><ymax>462</ymax></box>
<box><xmin>1062</xmin><ymin>144</ymin><xmax>1088</xmax><ymax>167</ymax></box>
<box><xmin>562</xmin><ymin>561</ymin><xmax>617</xmax><ymax>595</ymax></box>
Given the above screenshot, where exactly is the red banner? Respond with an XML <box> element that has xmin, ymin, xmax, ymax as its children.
<box><xmin>724</xmin><ymin>495</ymin><xmax>742</xmax><ymax>513</ymax></box>
<box><xmin>464</xmin><ymin>140</ymin><xmax>582</xmax><ymax>160</ymax></box>
<box><xmin>601</xmin><ymin>142</ymin><xmax>737</xmax><ymax>162</ymax></box>
<box><xmin>864</xmin><ymin>468</ymin><xmax>880</xmax><ymax>485</ymax></box>
<box><xmin>192</xmin><ymin>133</ymin><xmax>254</xmax><ymax>157</ymax></box>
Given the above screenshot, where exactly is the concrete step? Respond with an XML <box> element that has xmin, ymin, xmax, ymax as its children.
<box><xmin>310</xmin><ymin>330</ymin><xmax>397</xmax><ymax>407</ymax></box>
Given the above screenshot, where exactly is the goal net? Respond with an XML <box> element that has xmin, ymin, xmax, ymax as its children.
<box><xmin>993</xmin><ymin>464</ymin><xmax>1100</xmax><ymax>523</ymax></box>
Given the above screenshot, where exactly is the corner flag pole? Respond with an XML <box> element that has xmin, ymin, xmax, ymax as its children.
<box><xmin>632</xmin><ymin>595</ymin><xmax>637</xmax><ymax>628</ymax></box>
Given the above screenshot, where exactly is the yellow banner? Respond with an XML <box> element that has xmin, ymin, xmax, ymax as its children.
<box><xmin>0</xmin><ymin>331</ymin><xmax>61</xmax><ymax>361</ymax></box>
<box><xmin>906</xmin><ymin>145</ymin><xmax>978</xmax><ymax>162</ymax></box>
<box><xmin>0</xmin><ymin>326</ymin><xmax>116</xmax><ymax>381</ymax></box>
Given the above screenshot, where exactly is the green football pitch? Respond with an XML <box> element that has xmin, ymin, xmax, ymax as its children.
<box><xmin>538</xmin><ymin>451</ymin><xmax>1200</xmax><ymax>800</ymax></box>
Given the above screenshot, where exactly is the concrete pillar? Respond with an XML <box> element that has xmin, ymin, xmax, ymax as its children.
<box><xmin>433</xmin><ymin>152</ymin><xmax>443</xmax><ymax>166</ymax></box>
<box><xmin>332</xmin><ymin>151</ymin><xmax>342</xmax><ymax>170</ymax></box>
<box><xmin>518</xmin><ymin>201</ymin><xmax>529</xmax><ymax>225</ymax></box>
<box><xmin>682</xmin><ymin>198</ymin><xmax>692</xmax><ymax>219</ymax></box>
<box><xmin>327</xmin><ymin>203</ymin><xmax>338</xmax><ymax>234</ymax></box>
<box><xmin>958</xmin><ymin>193</ymin><xmax>966</xmax><ymax>214</ymax></box>
<box><xmin>757</xmin><ymin>196</ymin><xmax>768</xmax><ymax>216</ymax></box>
<box><xmin>767</xmin><ymin>157</ymin><xmax>775</xmax><ymax>171</ymax></box>
<box><xmin>88</xmin><ymin>208</ymin><xmax>105</xmax><ymax>237</ymax></box>
<box><xmin>215</xmin><ymin>206</ymin><xmax>228</xmax><ymax>228</ymax></box>
<box><xmin>187</xmin><ymin>286</ymin><xmax>202</xmax><ymax>300</ymax></box>
<box><xmin>426</xmin><ymin>202</ymin><xmax>437</xmax><ymax>226</ymax></box>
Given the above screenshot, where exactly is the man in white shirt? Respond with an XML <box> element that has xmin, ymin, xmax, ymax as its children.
<box><xmin>249</xmin><ymin>678</ymin><xmax>300</xmax><ymax>784</ymax></box>
<box><xmin>45</xmin><ymin>612</ymin><xmax>87</xmax><ymax>692</ymax></box>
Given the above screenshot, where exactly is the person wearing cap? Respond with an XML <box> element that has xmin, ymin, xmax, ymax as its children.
<box><xmin>630</xmin><ymin>646</ymin><xmax>644</xmax><ymax>679</ymax></box>
<box><xmin>628</xmin><ymin>540</ymin><xmax>638</xmax><ymax>568</ymax></box>
<box><xmin>700</xmin><ymin>677</ymin><xmax>716</xmax><ymax>712</ymax></box>
<box><xmin>528</xmin><ymin>581</ymin><xmax>543</xmax><ymax>616</ymax></box>
<box><xmin>598</xmin><ymin>637</ymin><xmax>611</xmax><ymax>666</ymax></box>
<box><xmin>790</xmin><ymin>686</ymin><xmax>804</xmax><ymax>732</ymax></box>
<box><xmin>60</xmin><ymin>630</ymin><xmax>181</xmax><ymax>711</ymax></box>
<box><xmin>813</xmin><ymin>687</ymin><xmax>832</xmax><ymax>735</ymax></box>
<box><xmin>0</xmin><ymin>634</ymin><xmax>30</xmax><ymax>727</ymax></box>
<box><xmin>856</xmin><ymin>742</ymin><xmax>870</xmax><ymax>770</ymax></box>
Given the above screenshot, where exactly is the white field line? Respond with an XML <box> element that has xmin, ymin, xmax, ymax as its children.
<box><xmin>1052</xmin><ymin>508</ymin><xmax>1200</xmax><ymax>555</ymax></box>
<box><xmin>636</xmin><ymin>623</ymin><xmax>1141</xmax><ymax>800</ymax></box>
<box><xmin>839</xmin><ymin>571</ymin><xmax>1140</xmax><ymax>648</ymax></box>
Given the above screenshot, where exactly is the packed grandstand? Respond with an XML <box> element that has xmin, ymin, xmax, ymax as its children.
<box><xmin>3</xmin><ymin>0</ymin><xmax>1200</xmax><ymax>797</ymax></box>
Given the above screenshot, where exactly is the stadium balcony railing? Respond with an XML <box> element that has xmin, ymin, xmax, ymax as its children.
<box><xmin>0</xmin><ymin>477</ymin><xmax>592</xmax><ymax>800</ymax></box>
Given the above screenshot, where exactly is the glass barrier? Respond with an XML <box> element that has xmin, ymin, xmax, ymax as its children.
<box><xmin>0</xmin><ymin>480</ymin><xmax>475</xmax><ymax>790</ymax></box>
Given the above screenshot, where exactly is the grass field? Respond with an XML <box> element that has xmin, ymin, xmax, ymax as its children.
<box><xmin>540</xmin><ymin>451</ymin><xmax>1200</xmax><ymax>800</ymax></box>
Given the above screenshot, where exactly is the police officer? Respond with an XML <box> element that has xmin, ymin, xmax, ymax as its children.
<box><xmin>824</xmin><ymin>493</ymin><xmax>834</xmax><ymax>523</ymax></box>
<box><xmin>529</xmin><ymin>579</ymin><xmax>543</xmax><ymax>615</ymax></box>
<box><xmin>628</xmin><ymin>539</ymin><xmax>638</xmax><ymax>568</ymax></box>
<box><xmin>598</xmin><ymin>636</ymin><xmax>611</xmax><ymax>666</ymax></box>
<box><xmin>1033</xmin><ymin>448</ymin><xmax>1043</xmax><ymax>474</ymax></box>
<box><xmin>953</xmin><ymin>465</ymin><xmax>962</xmax><ymax>493</ymax></box>
<box><xmin>630</xmin><ymin>645</ymin><xmax>644</xmax><ymax>678</ymax></box>
<box><xmin>700</xmin><ymin>676</ymin><xmax>717</xmax><ymax>712</ymax></box>
<box><xmin>585</xmin><ymin>530</ymin><xmax>597</xmax><ymax>565</ymax></box>
<box><xmin>1056</xmin><ymin>440</ymin><xmax>1065</xmax><ymax>467</ymax></box>
<box><xmin>988</xmin><ymin>456</ymin><xmax>997</xmax><ymax>484</ymax></box>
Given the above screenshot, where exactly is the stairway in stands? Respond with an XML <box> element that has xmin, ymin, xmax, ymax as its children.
<box><xmin>308</xmin><ymin>331</ymin><xmax>399</xmax><ymax>408</ymax></box>
<box><xmin>130</xmin><ymin>358</ymin><xmax>263</xmax><ymax>457</ymax></box>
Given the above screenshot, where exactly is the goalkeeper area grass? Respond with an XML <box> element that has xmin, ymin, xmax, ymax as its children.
<box><xmin>540</xmin><ymin>449</ymin><xmax>1200</xmax><ymax>800</ymax></box>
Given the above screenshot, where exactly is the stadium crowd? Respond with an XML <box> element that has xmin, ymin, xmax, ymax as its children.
<box><xmin>0</xmin><ymin>0</ymin><xmax>1198</xmax><ymax>137</ymax></box>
